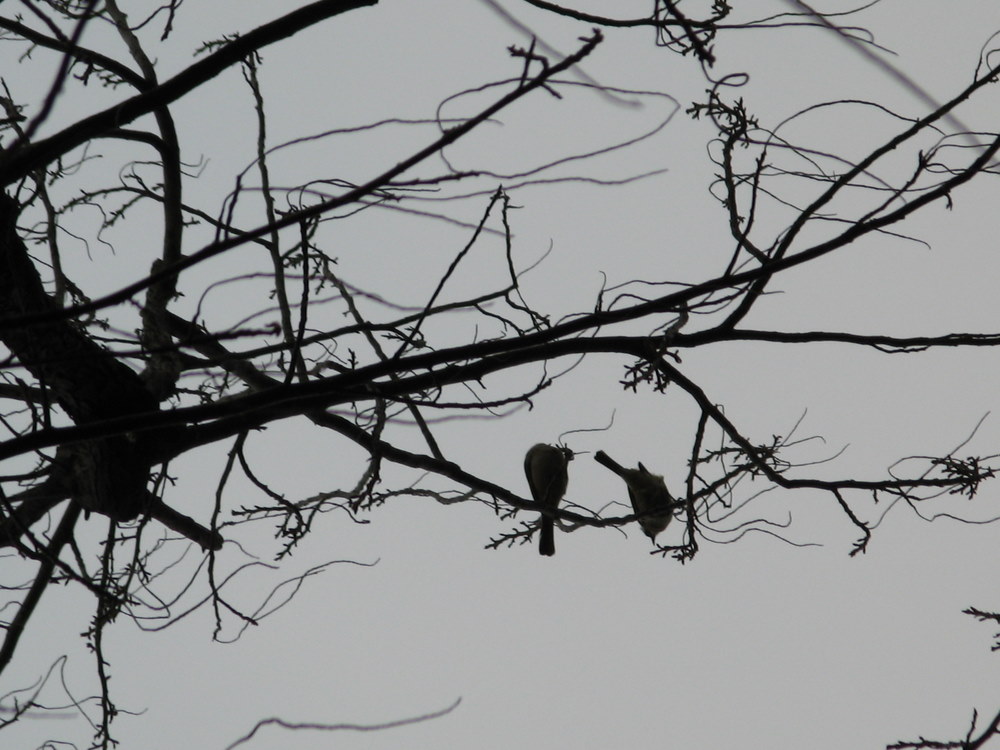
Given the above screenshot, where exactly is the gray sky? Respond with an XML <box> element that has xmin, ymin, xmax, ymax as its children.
<box><xmin>3</xmin><ymin>2</ymin><xmax>1000</xmax><ymax>748</ymax></box>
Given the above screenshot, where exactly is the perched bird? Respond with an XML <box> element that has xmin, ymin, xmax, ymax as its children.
<box><xmin>594</xmin><ymin>450</ymin><xmax>674</xmax><ymax>542</ymax></box>
<box><xmin>524</xmin><ymin>443</ymin><xmax>573</xmax><ymax>556</ymax></box>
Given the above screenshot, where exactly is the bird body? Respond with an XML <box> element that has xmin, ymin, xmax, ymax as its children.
<box><xmin>594</xmin><ymin>450</ymin><xmax>674</xmax><ymax>541</ymax></box>
<box><xmin>524</xmin><ymin>443</ymin><xmax>572</xmax><ymax>556</ymax></box>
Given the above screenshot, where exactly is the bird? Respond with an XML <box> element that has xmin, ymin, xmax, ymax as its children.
<box><xmin>524</xmin><ymin>443</ymin><xmax>573</xmax><ymax>556</ymax></box>
<box><xmin>594</xmin><ymin>450</ymin><xmax>674</xmax><ymax>542</ymax></box>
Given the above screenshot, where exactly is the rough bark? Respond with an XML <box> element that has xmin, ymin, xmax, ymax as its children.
<box><xmin>0</xmin><ymin>194</ymin><xmax>221</xmax><ymax>549</ymax></box>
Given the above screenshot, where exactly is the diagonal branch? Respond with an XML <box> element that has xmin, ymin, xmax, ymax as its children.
<box><xmin>0</xmin><ymin>0</ymin><xmax>379</xmax><ymax>184</ymax></box>
<box><xmin>0</xmin><ymin>27</ymin><xmax>603</xmax><ymax>331</ymax></box>
<box><xmin>0</xmin><ymin>502</ymin><xmax>81</xmax><ymax>676</ymax></box>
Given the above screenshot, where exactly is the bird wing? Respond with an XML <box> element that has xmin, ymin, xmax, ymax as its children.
<box><xmin>525</xmin><ymin>447</ymin><xmax>543</xmax><ymax>503</ymax></box>
<box><xmin>627</xmin><ymin>485</ymin><xmax>641</xmax><ymax>515</ymax></box>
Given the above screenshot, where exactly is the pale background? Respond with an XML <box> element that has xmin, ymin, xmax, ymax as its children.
<box><xmin>3</xmin><ymin>2</ymin><xmax>1000</xmax><ymax>748</ymax></box>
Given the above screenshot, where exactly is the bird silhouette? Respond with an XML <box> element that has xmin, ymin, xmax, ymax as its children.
<box><xmin>594</xmin><ymin>450</ymin><xmax>674</xmax><ymax>541</ymax></box>
<box><xmin>524</xmin><ymin>443</ymin><xmax>573</xmax><ymax>556</ymax></box>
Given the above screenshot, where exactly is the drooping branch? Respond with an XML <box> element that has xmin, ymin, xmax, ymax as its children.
<box><xmin>0</xmin><ymin>15</ymin><xmax>146</xmax><ymax>88</ymax></box>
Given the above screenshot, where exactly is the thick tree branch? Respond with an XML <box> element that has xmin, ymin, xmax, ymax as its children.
<box><xmin>0</xmin><ymin>0</ymin><xmax>379</xmax><ymax>184</ymax></box>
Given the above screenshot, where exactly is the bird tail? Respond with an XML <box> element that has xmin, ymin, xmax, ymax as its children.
<box><xmin>539</xmin><ymin>518</ymin><xmax>555</xmax><ymax>556</ymax></box>
<box><xmin>594</xmin><ymin>450</ymin><xmax>627</xmax><ymax>477</ymax></box>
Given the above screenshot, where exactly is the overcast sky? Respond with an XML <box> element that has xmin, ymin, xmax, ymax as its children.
<box><xmin>4</xmin><ymin>2</ymin><xmax>1000</xmax><ymax>749</ymax></box>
